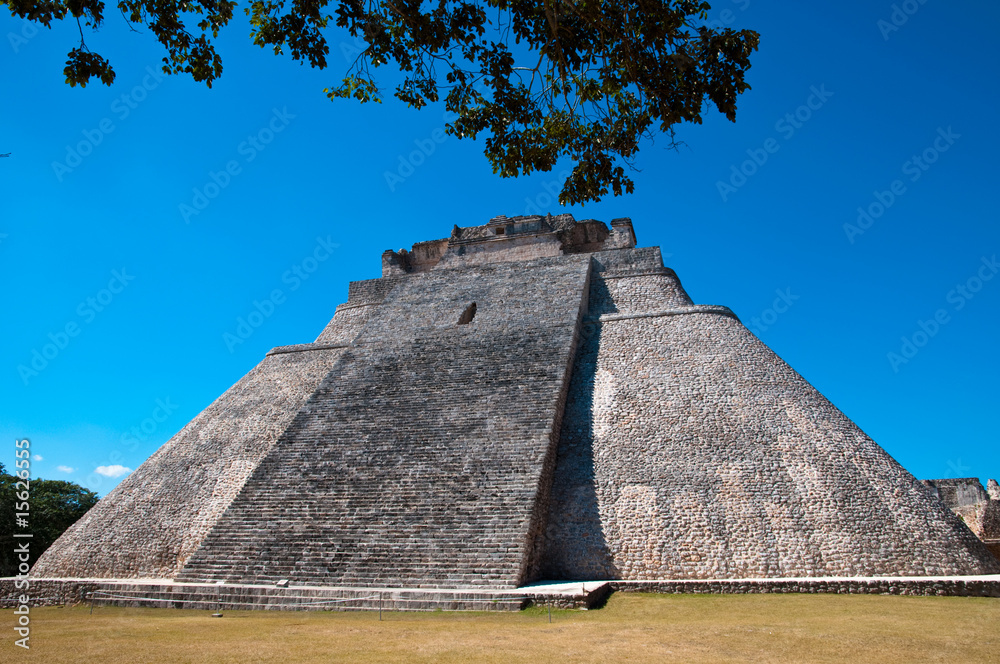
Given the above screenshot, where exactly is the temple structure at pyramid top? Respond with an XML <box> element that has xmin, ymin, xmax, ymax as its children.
<box><xmin>31</xmin><ymin>214</ymin><xmax>1000</xmax><ymax>591</ymax></box>
<box><xmin>379</xmin><ymin>214</ymin><xmax>638</xmax><ymax>275</ymax></box>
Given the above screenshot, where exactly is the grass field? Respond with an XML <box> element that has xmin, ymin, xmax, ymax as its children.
<box><xmin>3</xmin><ymin>593</ymin><xmax>999</xmax><ymax>663</ymax></box>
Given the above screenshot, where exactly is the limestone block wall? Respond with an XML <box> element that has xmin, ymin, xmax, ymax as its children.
<box><xmin>588</xmin><ymin>270</ymin><xmax>692</xmax><ymax>316</ymax></box>
<box><xmin>541</xmin><ymin>248</ymin><xmax>1000</xmax><ymax>580</ymax></box>
<box><xmin>32</xmin><ymin>349</ymin><xmax>346</xmax><ymax>579</ymax></box>
<box><xmin>177</xmin><ymin>256</ymin><xmax>592</xmax><ymax>588</ymax></box>
<box><xmin>313</xmin><ymin>304</ymin><xmax>376</xmax><ymax>344</ymax></box>
<box><xmin>922</xmin><ymin>478</ymin><xmax>1000</xmax><ymax>559</ymax></box>
<box><xmin>923</xmin><ymin>478</ymin><xmax>991</xmax><ymax>510</ymax></box>
<box><xmin>605</xmin><ymin>218</ymin><xmax>637</xmax><ymax>250</ymax></box>
<box><xmin>584</xmin><ymin>245</ymin><xmax>695</xmax><ymax>317</ymax></box>
<box><xmin>436</xmin><ymin>233</ymin><xmax>565</xmax><ymax>269</ymax></box>
<box><xmin>314</xmin><ymin>277</ymin><xmax>402</xmax><ymax>344</ymax></box>
<box><xmin>984</xmin><ymin>501</ymin><xmax>1000</xmax><ymax>547</ymax></box>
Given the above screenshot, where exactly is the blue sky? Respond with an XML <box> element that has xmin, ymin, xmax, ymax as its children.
<box><xmin>2</xmin><ymin>1</ymin><xmax>998</xmax><ymax>496</ymax></box>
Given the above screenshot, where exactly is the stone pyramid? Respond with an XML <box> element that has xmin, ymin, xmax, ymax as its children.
<box><xmin>34</xmin><ymin>215</ymin><xmax>1000</xmax><ymax>587</ymax></box>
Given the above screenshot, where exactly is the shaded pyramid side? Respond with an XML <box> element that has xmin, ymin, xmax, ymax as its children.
<box><xmin>32</xmin><ymin>349</ymin><xmax>346</xmax><ymax>579</ymax></box>
<box><xmin>177</xmin><ymin>256</ymin><xmax>592</xmax><ymax>588</ymax></box>
<box><xmin>542</xmin><ymin>251</ymin><xmax>1000</xmax><ymax>579</ymax></box>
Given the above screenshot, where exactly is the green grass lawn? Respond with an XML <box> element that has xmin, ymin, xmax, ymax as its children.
<box><xmin>3</xmin><ymin>592</ymin><xmax>999</xmax><ymax>663</ymax></box>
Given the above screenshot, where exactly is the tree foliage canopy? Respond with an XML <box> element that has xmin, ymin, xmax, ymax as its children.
<box><xmin>0</xmin><ymin>462</ymin><xmax>99</xmax><ymax>575</ymax></box>
<box><xmin>5</xmin><ymin>0</ymin><xmax>758</xmax><ymax>203</ymax></box>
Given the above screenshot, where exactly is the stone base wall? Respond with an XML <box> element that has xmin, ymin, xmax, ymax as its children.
<box><xmin>611</xmin><ymin>577</ymin><xmax>1000</xmax><ymax>597</ymax></box>
<box><xmin>0</xmin><ymin>580</ymin><xmax>530</xmax><ymax>611</ymax></box>
<box><xmin>5</xmin><ymin>576</ymin><xmax>997</xmax><ymax>613</ymax></box>
<box><xmin>2</xmin><ymin>579</ymin><xmax>100</xmax><ymax>607</ymax></box>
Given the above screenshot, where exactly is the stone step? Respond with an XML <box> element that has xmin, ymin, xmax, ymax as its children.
<box><xmin>175</xmin><ymin>259</ymin><xmax>591</xmax><ymax>588</ymax></box>
<box><xmin>67</xmin><ymin>582</ymin><xmax>533</xmax><ymax>611</ymax></box>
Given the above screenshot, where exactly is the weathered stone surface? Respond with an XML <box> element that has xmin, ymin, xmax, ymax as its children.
<box><xmin>0</xmin><ymin>579</ymin><xmax>533</xmax><ymax>611</ymax></box>
<box><xmin>177</xmin><ymin>256</ymin><xmax>592</xmax><ymax>588</ymax></box>
<box><xmin>610</xmin><ymin>577</ymin><xmax>1000</xmax><ymax>597</ymax></box>
<box><xmin>31</xmin><ymin>213</ymin><xmax>1000</xmax><ymax>594</ymax></box>
<box><xmin>542</xmin><ymin>250</ymin><xmax>998</xmax><ymax>579</ymax></box>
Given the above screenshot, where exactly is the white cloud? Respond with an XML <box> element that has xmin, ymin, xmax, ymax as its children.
<box><xmin>57</xmin><ymin>465</ymin><xmax>75</xmax><ymax>473</ymax></box>
<box><xmin>32</xmin><ymin>454</ymin><xmax>43</xmax><ymax>461</ymax></box>
<box><xmin>94</xmin><ymin>465</ymin><xmax>133</xmax><ymax>478</ymax></box>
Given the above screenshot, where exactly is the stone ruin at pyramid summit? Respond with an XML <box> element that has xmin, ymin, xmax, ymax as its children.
<box><xmin>12</xmin><ymin>214</ymin><xmax>1000</xmax><ymax>608</ymax></box>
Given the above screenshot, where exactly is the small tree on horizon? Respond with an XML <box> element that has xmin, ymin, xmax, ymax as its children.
<box><xmin>0</xmin><ymin>462</ymin><xmax>99</xmax><ymax>576</ymax></box>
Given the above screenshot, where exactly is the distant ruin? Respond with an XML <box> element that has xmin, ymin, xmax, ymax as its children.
<box><xmin>922</xmin><ymin>478</ymin><xmax>1000</xmax><ymax>560</ymax></box>
<box><xmin>22</xmin><ymin>215</ymin><xmax>1000</xmax><ymax>604</ymax></box>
